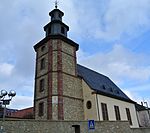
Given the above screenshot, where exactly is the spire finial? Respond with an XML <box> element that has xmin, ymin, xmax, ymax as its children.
<box><xmin>55</xmin><ymin>0</ymin><xmax>58</xmax><ymax>9</ymax></box>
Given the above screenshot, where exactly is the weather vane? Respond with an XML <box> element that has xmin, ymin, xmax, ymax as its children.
<box><xmin>55</xmin><ymin>0</ymin><xmax>59</xmax><ymax>9</ymax></box>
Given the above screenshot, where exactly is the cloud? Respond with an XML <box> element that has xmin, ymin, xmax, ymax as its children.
<box><xmin>124</xmin><ymin>89</ymin><xmax>150</xmax><ymax>107</ymax></box>
<box><xmin>64</xmin><ymin>0</ymin><xmax>150</xmax><ymax>41</ymax></box>
<box><xmin>0</xmin><ymin>63</ymin><xmax>14</xmax><ymax>77</ymax></box>
<box><xmin>8</xmin><ymin>95</ymin><xmax>33</xmax><ymax>109</ymax></box>
<box><xmin>95</xmin><ymin>0</ymin><xmax>150</xmax><ymax>40</ymax></box>
<box><xmin>0</xmin><ymin>1</ymin><xmax>43</xmax><ymax>109</ymax></box>
<box><xmin>78</xmin><ymin>44</ymin><xmax>150</xmax><ymax>84</ymax></box>
<box><xmin>124</xmin><ymin>90</ymin><xmax>140</xmax><ymax>101</ymax></box>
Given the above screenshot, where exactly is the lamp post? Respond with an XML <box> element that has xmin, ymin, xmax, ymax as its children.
<box><xmin>0</xmin><ymin>90</ymin><xmax>16</xmax><ymax>121</ymax></box>
<box><xmin>0</xmin><ymin>90</ymin><xmax>16</xmax><ymax>133</ymax></box>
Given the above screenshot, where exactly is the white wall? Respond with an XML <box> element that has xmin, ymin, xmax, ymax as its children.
<box><xmin>97</xmin><ymin>95</ymin><xmax>139</xmax><ymax>128</ymax></box>
<box><xmin>82</xmin><ymin>80</ymin><xmax>139</xmax><ymax>128</ymax></box>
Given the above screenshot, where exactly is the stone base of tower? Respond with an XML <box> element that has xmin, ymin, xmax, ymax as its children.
<box><xmin>63</xmin><ymin>97</ymin><xmax>84</xmax><ymax>120</ymax></box>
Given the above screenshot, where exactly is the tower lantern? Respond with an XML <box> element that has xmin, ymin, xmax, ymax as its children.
<box><xmin>44</xmin><ymin>4</ymin><xmax>69</xmax><ymax>37</ymax></box>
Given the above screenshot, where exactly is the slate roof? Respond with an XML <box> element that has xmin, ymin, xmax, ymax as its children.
<box><xmin>135</xmin><ymin>103</ymin><xmax>150</xmax><ymax>111</ymax></box>
<box><xmin>77</xmin><ymin>64</ymin><xmax>135</xmax><ymax>103</ymax></box>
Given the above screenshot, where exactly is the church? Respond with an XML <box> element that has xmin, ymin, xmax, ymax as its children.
<box><xmin>33</xmin><ymin>5</ymin><xmax>139</xmax><ymax>128</ymax></box>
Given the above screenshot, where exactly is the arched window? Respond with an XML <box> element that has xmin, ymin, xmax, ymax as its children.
<box><xmin>40</xmin><ymin>58</ymin><xmax>45</xmax><ymax>70</ymax></box>
<box><xmin>41</xmin><ymin>45</ymin><xmax>45</xmax><ymax>52</ymax></box>
<box><xmin>39</xmin><ymin>79</ymin><xmax>45</xmax><ymax>92</ymax></box>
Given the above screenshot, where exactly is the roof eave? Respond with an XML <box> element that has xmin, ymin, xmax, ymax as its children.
<box><xmin>34</xmin><ymin>34</ymin><xmax>79</xmax><ymax>51</ymax></box>
<box><xmin>92</xmin><ymin>90</ymin><xmax>136</xmax><ymax>104</ymax></box>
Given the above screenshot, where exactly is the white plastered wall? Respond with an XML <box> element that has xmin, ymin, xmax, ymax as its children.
<box><xmin>97</xmin><ymin>95</ymin><xmax>139</xmax><ymax>128</ymax></box>
<box><xmin>82</xmin><ymin>80</ymin><xmax>139</xmax><ymax>128</ymax></box>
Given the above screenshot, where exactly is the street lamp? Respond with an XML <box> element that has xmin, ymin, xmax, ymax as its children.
<box><xmin>0</xmin><ymin>90</ymin><xmax>16</xmax><ymax>121</ymax></box>
<box><xmin>0</xmin><ymin>90</ymin><xmax>16</xmax><ymax>133</ymax></box>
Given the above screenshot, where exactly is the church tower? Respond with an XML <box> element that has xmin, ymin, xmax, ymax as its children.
<box><xmin>34</xmin><ymin>5</ymin><xmax>84</xmax><ymax>120</ymax></box>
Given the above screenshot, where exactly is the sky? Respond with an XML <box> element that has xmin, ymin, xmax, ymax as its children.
<box><xmin>0</xmin><ymin>0</ymin><xmax>150</xmax><ymax>109</ymax></box>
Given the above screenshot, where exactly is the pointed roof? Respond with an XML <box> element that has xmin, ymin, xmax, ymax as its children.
<box><xmin>77</xmin><ymin>64</ymin><xmax>135</xmax><ymax>103</ymax></box>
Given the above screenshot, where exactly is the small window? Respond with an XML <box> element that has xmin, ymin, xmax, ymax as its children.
<box><xmin>101</xmin><ymin>103</ymin><xmax>109</xmax><ymax>120</ymax></box>
<box><xmin>38</xmin><ymin>102</ymin><xmax>44</xmax><ymax>116</ymax></box>
<box><xmin>110</xmin><ymin>88</ymin><xmax>113</xmax><ymax>92</ymax></box>
<box><xmin>41</xmin><ymin>45</ymin><xmax>45</xmax><ymax>52</ymax></box>
<box><xmin>61</xmin><ymin>27</ymin><xmax>65</xmax><ymax>34</ymax></box>
<box><xmin>40</xmin><ymin>58</ymin><xmax>45</xmax><ymax>70</ymax></box>
<box><xmin>39</xmin><ymin>79</ymin><xmax>45</xmax><ymax>92</ymax></box>
<box><xmin>116</xmin><ymin>90</ymin><xmax>120</xmax><ymax>94</ymax></box>
<box><xmin>114</xmin><ymin>105</ymin><xmax>121</xmax><ymax>120</ymax></box>
<box><xmin>102</xmin><ymin>85</ymin><xmax>106</xmax><ymax>90</ymax></box>
<box><xmin>126</xmin><ymin>108</ymin><xmax>132</xmax><ymax>125</ymax></box>
<box><xmin>86</xmin><ymin>101</ymin><xmax>92</xmax><ymax>109</ymax></box>
<box><xmin>48</xmin><ymin>27</ymin><xmax>51</xmax><ymax>35</ymax></box>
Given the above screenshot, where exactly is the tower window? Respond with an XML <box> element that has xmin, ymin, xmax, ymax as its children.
<box><xmin>58</xmin><ymin>14</ymin><xmax>61</xmax><ymax>18</ymax></box>
<box><xmin>114</xmin><ymin>105</ymin><xmax>121</xmax><ymax>121</ymax></box>
<box><xmin>40</xmin><ymin>58</ymin><xmax>45</xmax><ymax>70</ymax></box>
<box><xmin>39</xmin><ymin>79</ymin><xmax>45</xmax><ymax>92</ymax></box>
<box><xmin>101</xmin><ymin>103</ymin><xmax>109</xmax><ymax>120</ymax></box>
<box><xmin>126</xmin><ymin>108</ymin><xmax>132</xmax><ymax>125</ymax></box>
<box><xmin>41</xmin><ymin>45</ymin><xmax>46</xmax><ymax>52</ymax></box>
<box><xmin>61</xmin><ymin>27</ymin><xmax>65</xmax><ymax>34</ymax></box>
<box><xmin>51</xmin><ymin>14</ymin><xmax>54</xmax><ymax>19</ymax></box>
<box><xmin>48</xmin><ymin>27</ymin><xmax>51</xmax><ymax>35</ymax></box>
<box><xmin>38</xmin><ymin>102</ymin><xmax>44</xmax><ymax>117</ymax></box>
